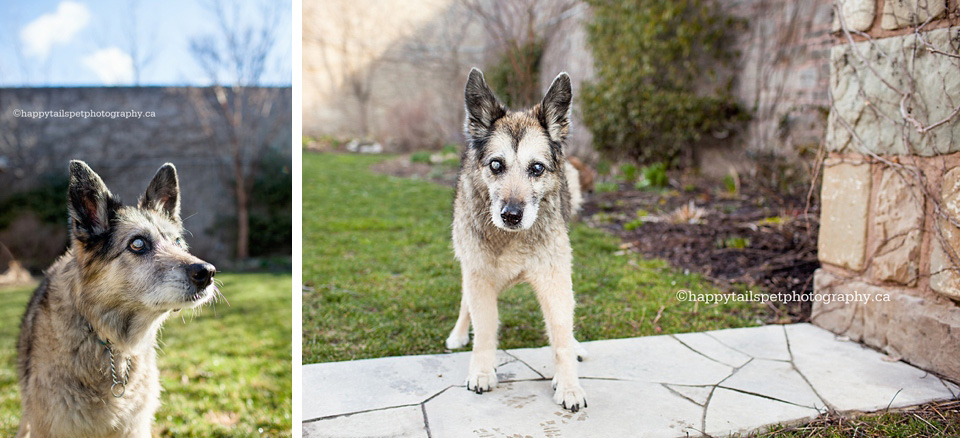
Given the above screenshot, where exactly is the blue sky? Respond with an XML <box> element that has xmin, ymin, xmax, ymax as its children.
<box><xmin>0</xmin><ymin>0</ymin><xmax>292</xmax><ymax>87</ymax></box>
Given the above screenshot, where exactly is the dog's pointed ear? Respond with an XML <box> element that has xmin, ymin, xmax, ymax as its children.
<box><xmin>464</xmin><ymin>68</ymin><xmax>506</xmax><ymax>142</ymax></box>
<box><xmin>539</xmin><ymin>72</ymin><xmax>572</xmax><ymax>143</ymax></box>
<box><xmin>68</xmin><ymin>160</ymin><xmax>118</xmax><ymax>241</ymax></box>
<box><xmin>140</xmin><ymin>163</ymin><xmax>181</xmax><ymax>222</ymax></box>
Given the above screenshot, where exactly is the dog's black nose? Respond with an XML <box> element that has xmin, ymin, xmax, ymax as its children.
<box><xmin>187</xmin><ymin>263</ymin><xmax>216</xmax><ymax>288</ymax></box>
<box><xmin>500</xmin><ymin>203</ymin><xmax>523</xmax><ymax>227</ymax></box>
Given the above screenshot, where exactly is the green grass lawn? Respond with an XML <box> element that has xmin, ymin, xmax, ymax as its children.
<box><xmin>302</xmin><ymin>152</ymin><xmax>766</xmax><ymax>363</ymax></box>
<box><xmin>0</xmin><ymin>271</ymin><xmax>292</xmax><ymax>437</ymax></box>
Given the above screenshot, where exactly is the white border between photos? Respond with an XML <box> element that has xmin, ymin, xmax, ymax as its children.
<box><xmin>292</xmin><ymin>0</ymin><xmax>304</xmax><ymax>434</ymax></box>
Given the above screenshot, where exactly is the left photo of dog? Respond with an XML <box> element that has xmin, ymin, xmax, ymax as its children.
<box><xmin>0</xmin><ymin>1</ymin><xmax>293</xmax><ymax>437</ymax></box>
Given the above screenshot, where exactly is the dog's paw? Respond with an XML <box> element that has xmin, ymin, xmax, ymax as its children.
<box><xmin>465</xmin><ymin>369</ymin><xmax>498</xmax><ymax>394</ymax></box>
<box><xmin>552</xmin><ymin>378</ymin><xmax>587</xmax><ymax>412</ymax></box>
<box><xmin>445</xmin><ymin>333</ymin><xmax>470</xmax><ymax>349</ymax></box>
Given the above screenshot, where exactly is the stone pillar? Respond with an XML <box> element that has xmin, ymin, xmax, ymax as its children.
<box><xmin>812</xmin><ymin>1</ymin><xmax>960</xmax><ymax>381</ymax></box>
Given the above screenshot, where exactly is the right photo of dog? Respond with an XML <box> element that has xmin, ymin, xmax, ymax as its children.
<box><xmin>303</xmin><ymin>0</ymin><xmax>960</xmax><ymax>436</ymax></box>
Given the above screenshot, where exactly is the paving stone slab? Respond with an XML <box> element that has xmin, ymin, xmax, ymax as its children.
<box><xmin>507</xmin><ymin>335</ymin><xmax>733</xmax><ymax>386</ymax></box>
<box><xmin>424</xmin><ymin>379</ymin><xmax>702</xmax><ymax>438</ymax></box>
<box><xmin>786</xmin><ymin>323</ymin><xmax>956</xmax><ymax>412</ymax></box>
<box><xmin>303</xmin><ymin>405</ymin><xmax>428</xmax><ymax>438</ymax></box>
<box><xmin>303</xmin><ymin>324</ymin><xmax>960</xmax><ymax>437</ymax></box>
<box><xmin>705</xmin><ymin>325</ymin><xmax>792</xmax><ymax>361</ymax></box>
<box><xmin>705</xmin><ymin>387</ymin><xmax>821</xmax><ymax>436</ymax></box>
<box><xmin>720</xmin><ymin>359</ymin><xmax>826</xmax><ymax>410</ymax></box>
<box><xmin>664</xmin><ymin>384</ymin><xmax>714</xmax><ymax>406</ymax></box>
<box><xmin>673</xmin><ymin>332</ymin><xmax>752</xmax><ymax>368</ymax></box>
<box><xmin>303</xmin><ymin>350</ymin><xmax>539</xmax><ymax>419</ymax></box>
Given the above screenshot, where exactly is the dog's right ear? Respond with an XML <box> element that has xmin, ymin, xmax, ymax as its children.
<box><xmin>68</xmin><ymin>160</ymin><xmax>118</xmax><ymax>242</ymax></box>
<box><xmin>464</xmin><ymin>68</ymin><xmax>506</xmax><ymax>142</ymax></box>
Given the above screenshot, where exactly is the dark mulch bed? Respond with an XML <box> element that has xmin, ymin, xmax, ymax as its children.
<box><xmin>582</xmin><ymin>175</ymin><xmax>820</xmax><ymax>323</ymax></box>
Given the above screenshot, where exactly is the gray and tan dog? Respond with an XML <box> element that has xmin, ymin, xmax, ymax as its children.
<box><xmin>446</xmin><ymin>68</ymin><xmax>587</xmax><ymax>412</ymax></box>
<box><xmin>16</xmin><ymin>161</ymin><xmax>218</xmax><ymax>438</ymax></box>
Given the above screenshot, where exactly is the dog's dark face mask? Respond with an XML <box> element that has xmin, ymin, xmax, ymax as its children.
<box><xmin>68</xmin><ymin>161</ymin><xmax>217</xmax><ymax>311</ymax></box>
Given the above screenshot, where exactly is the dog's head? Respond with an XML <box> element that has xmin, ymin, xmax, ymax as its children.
<box><xmin>463</xmin><ymin>68</ymin><xmax>572</xmax><ymax>231</ymax></box>
<box><xmin>68</xmin><ymin>160</ymin><xmax>217</xmax><ymax>311</ymax></box>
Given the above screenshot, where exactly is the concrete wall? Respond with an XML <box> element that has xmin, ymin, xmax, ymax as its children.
<box><xmin>811</xmin><ymin>0</ymin><xmax>960</xmax><ymax>380</ymax></box>
<box><xmin>0</xmin><ymin>86</ymin><xmax>292</xmax><ymax>266</ymax></box>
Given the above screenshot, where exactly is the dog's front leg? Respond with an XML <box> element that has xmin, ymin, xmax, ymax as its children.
<box><xmin>445</xmin><ymin>286</ymin><xmax>471</xmax><ymax>349</ymax></box>
<box><xmin>530</xmin><ymin>266</ymin><xmax>587</xmax><ymax>412</ymax></box>
<box><xmin>463</xmin><ymin>272</ymin><xmax>499</xmax><ymax>394</ymax></box>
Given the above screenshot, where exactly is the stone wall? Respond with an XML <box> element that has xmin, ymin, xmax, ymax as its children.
<box><xmin>705</xmin><ymin>0</ymin><xmax>834</xmax><ymax>178</ymax></box>
<box><xmin>0</xmin><ymin>86</ymin><xmax>293</xmax><ymax>266</ymax></box>
<box><xmin>811</xmin><ymin>1</ymin><xmax>960</xmax><ymax>380</ymax></box>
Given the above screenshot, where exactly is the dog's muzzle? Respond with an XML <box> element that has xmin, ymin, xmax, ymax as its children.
<box><xmin>500</xmin><ymin>202</ymin><xmax>524</xmax><ymax>228</ymax></box>
<box><xmin>187</xmin><ymin>263</ymin><xmax>216</xmax><ymax>289</ymax></box>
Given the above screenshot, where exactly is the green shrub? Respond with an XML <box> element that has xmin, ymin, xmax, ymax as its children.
<box><xmin>643</xmin><ymin>163</ymin><xmax>669</xmax><ymax>188</ymax></box>
<box><xmin>485</xmin><ymin>39</ymin><xmax>544</xmax><ymax>108</ymax></box>
<box><xmin>580</xmin><ymin>0</ymin><xmax>745</xmax><ymax>165</ymax></box>
<box><xmin>634</xmin><ymin>163</ymin><xmax>669</xmax><ymax>190</ymax></box>
<box><xmin>0</xmin><ymin>174</ymin><xmax>68</xmax><ymax>229</ymax></box>
<box><xmin>249</xmin><ymin>147</ymin><xmax>292</xmax><ymax>257</ymax></box>
<box><xmin>595</xmin><ymin>182</ymin><xmax>620</xmax><ymax>193</ymax></box>
<box><xmin>718</xmin><ymin>236</ymin><xmax>750</xmax><ymax>249</ymax></box>
<box><xmin>441</xmin><ymin>144</ymin><xmax>459</xmax><ymax>155</ymax></box>
<box><xmin>723</xmin><ymin>174</ymin><xmax>738</xmax><ymax>194</ymax></box>
<box><xmin>595</xmin><ymin>160</ymin><xmax>612</xmax><ymax>176</ymax></box>
<box><xmin>619</xmin><ymin>163</ymin><xmax>639</xmax><ymax>183</ymax></box>
<box><xmin>410</xmin><ymin>151</ymin><xmax>431</xmax><ymax>164</ymax></box>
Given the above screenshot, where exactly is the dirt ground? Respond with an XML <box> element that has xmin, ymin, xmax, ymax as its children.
<box><xmin>372</xmin><ymin>154</ymin><xmax>820</xmax><ymax>323</ymax></box>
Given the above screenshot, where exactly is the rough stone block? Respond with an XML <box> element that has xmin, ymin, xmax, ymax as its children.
<box><xmin>812</xmin><ymin>269</ymin><xmax>960</xmax><ymax>381</ymax></box>
<box><xmin>818</xmin><ymin>159</ymin><xmax>872</xmax><ymax>271</ymax></box>
<box><xmin>930</xmin><ymin>166</ymin><xmax>960</xmax><ymax>299</ymax></box>
<box><xmin>871</xmin><ymin>168</ymin><xmax>924</xmax><ymax>284</ymax></box>
<box><xmin>827</xmin><ymin>26</ymin><xmax>960</xmax><ymax>156</ymax></box>
<box><xmin>832</xmin><ymin>0</ymin><xmax>877</xmax><ymax>32</ymax></box>
<box><xmin>882</xmin><ymin>0</ymin><xmax>947</xmax><ymax>30</ymax></box>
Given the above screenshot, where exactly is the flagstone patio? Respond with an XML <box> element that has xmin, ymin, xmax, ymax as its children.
<box><xmin>303</xmin><ymin>323</ymin><xmax>959</xmax><ymax>437</ymax></box>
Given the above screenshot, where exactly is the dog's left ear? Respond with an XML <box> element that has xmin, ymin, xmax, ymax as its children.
<box><xmin>140</xmin><ymin>163</ymin><xmax>181</xmax><ymax>222</ymax></box>
<box><xmin>538</xmin><ymin>72</ymin><xmax>573</xmax><ymax>143</ymax></box>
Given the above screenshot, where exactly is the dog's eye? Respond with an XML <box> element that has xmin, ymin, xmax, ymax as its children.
<box><xmin>529</xmin><ymin>162</ymin><xmax>545</xmax><ymax>177</ymax></box>
<box><xmin>128</xmin><ymin>238</ymin><xmax>148</xmax><ymax>253</ymax></box>
<box><xmin>489</xmin><ymin>159</ymin><xmax>504</xmax><ymax>174</ymax></box>
<box><xmin>174</xmin><ymin>237</ymin><xmax>184</xmax><ymax>248</ymax></box>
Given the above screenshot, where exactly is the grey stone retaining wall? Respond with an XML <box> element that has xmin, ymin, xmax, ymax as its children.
<box><xmin>812</xmin><ymin>0</ymin><xmax>960</xmax><ymax>381</ymax></box>
<box><xmin>0</xmin><ymin>86</ymin><xmax>292</xmax><ymax>266</ymax></box>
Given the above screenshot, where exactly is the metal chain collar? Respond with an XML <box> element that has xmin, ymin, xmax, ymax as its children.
<box><xmin>104</xmin><ymin>341</ymin><xmax>133</xmax><ymax>398</ymax></box>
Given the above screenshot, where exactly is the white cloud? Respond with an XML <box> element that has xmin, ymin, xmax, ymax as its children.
<box><xmin>20</xmin><ymin>1</ymin><xmax>91</xmax><ymax>59</ymax></box>
<box><xmin>83</xmin><ymin>48</ymin><xmax>133</xmax><ymax>85</ymax></box>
